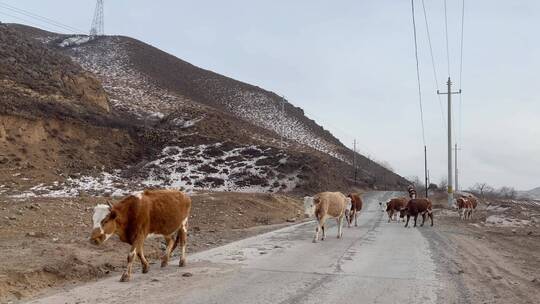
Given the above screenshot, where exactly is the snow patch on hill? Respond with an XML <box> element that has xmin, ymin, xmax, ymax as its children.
<box><xmin>65</xmin><ymin>37</ymin><xmax>192</xmax><ymax>118</ymax></box>
<box><xmin>11</xmin><ymin>144</ymin><xmax>301</xmax><ymax>197</ymax></box>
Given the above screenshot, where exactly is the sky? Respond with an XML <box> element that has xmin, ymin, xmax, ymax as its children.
<box><xmin>1</xmin><ymin>0</ymin><xmax>538</xmax><ymax>190</ymax></box>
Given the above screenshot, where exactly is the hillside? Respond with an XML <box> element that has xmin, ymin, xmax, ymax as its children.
<box><xmin>1</xmin><ymin>23</ymin><xmax>408</xmax><ymax>196</ymax></box>
<box><xmin>519</xmin><ymin>187</ymin><xmax>540</xmax><ymax>200</ymax></box>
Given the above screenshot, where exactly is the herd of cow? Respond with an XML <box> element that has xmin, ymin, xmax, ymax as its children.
<box><xmin>89</xmin><ymin>186</ymin><xmax>478</xmax><ymax>282</ymax></box>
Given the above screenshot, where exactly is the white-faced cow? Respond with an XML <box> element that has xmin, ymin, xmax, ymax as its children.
<box><xmin>304</xmin><ymin>192</ymin><xmax>351</xmax><ymax>242</ymax></box>
<box><xmin>90</xmin><ymin>189</ymin><xmax>191</xmax><ymax>282</ymax></box>
<box><xmin>345</xmin><ymin>193</ymin><xmax>363</xmax><ymax>227</ymax></box>
<box><xmin>399</xmin><ymin>198</ymin><xmax>434</xmax><ymax>228</ymax></box>
<box><xmin>456</xmin><ymin>197</ymin><xmax>473</xmax><ymax>220</ymax></box>
<box><xmin>385</xmin><ymin>197</ymin><xmax>408</xmax><ymax>223</ymax></box>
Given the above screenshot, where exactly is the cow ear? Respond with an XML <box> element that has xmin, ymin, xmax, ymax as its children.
<box><xmin>109</xmin><ymin>210</ymin><xmax>117</xmax><ymax>220</ymax></box>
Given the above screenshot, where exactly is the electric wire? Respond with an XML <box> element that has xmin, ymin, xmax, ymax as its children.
<box><xmin>411</xmin><ymin>0</ymin><xmax>426</xmax><ymax>147</ymax></box>
<box><xmin>443</xmin><ymin>0</ymin><xmax>450</xmax><ymax>77</ymax></box>
<box><xmin>421</xmin><ymin>0</ymin><xmax>446</xmax><ymax>130</ymax></box>
<box><xmin>0</xmin><ymin>1</ymin><xmax>84</xmax><ymax>34</ymax></box>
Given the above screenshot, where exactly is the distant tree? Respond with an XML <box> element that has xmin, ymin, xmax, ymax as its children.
<box><xmin>378</xmin><ymin>160</ymin><xmax>394</xmax><ymax>173</ymax></box>
<box><xmin>439</xmin><ymin>178</ymin><xmax>448</xmax><ymax>191</ymax></box>
<box><xmin>469</xmin><ymin>182</ymin><xmax>492</xmax><ymax>199</ymax></box>
<box><xmin>498</xmin><ymin>186</ymin><xmax>517</xmax><ymax>199</ymax></box>
<box><xmin>428</xmin><ymin>183</ymin><xmax>438</xmax><ymax>191</ymax></box>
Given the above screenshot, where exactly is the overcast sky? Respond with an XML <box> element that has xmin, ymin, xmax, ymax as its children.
<box><xmin>1</xmin><ymin>1</ymin><xmax>538</xmax><ymax>190</ymax></box>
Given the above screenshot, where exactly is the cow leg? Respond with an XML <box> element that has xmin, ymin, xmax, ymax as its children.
<box><xmin>337</xmin><ymin>216</ymin><xmax>343</xmax><ymax>238</ymax></box>
<box><xmin>405</xmin><ymin>215</ymin><xmax>410</xmax><ymax>228</ymax></box>
<box><xmin>313</xmin><ymin>222</ymin><xmax>321</xmax><ymax>243</ymax></box>
<box><xmin>321</xmin><ymin>223</ymin><xmax>326</xmax><ymax>240</ymax></box>
<box><xmin>387</xmin><ymin>210</ymin><xmax>392</xmax><ymax>223</ymax></box>
<box><xmin>161</xmin><ymin>234</ymin><xmax>175</xmax><ymax>268</ymax></box>
<box><xmin>429</xmin><ymin>211</ymin><xmax>434</xmax><ymax>226</ymax></box>
<box><xmin>120</xmin><ymin>245</ymin><xmax>137</xmax><ymax>282</ymax></box>
<box><xmin>137</xmin><ymin>245</ymin><xmax>150</xmax><ymax>274</ymax></box>
<box><xmin>420</xmin><ymin>213</ymin><xmax>426</xmax><ymax>227</ymax></box>
<box><xmin>354</xmin><ymin>211</ymin><xmax>358</xmax><ymax>227</ymax></box>
<box><xmin>413</xmin><ymin>215</ymin><xmax>418</xmax><ymax>227</ymax></box>
<box><xmin>178</xmin><ymin>220</ymin><xmax>188</xmax><ymax>267</ymax></box>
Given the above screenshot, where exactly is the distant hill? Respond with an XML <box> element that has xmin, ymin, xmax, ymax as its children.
<box><xmin>519</xmin><ymin>187</ymin><xmax>540</xmax><ymax>200</ymax></box>
<box><xmin>1</xmin><ymin>23</ymin><xmax>408</xmax><ymax>196</ymax></box>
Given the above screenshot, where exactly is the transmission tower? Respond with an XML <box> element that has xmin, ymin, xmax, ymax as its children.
<box><xmin>89</xmin><ymin>0</ymin><xmax>104</xmax><ymax>36</ymax></box>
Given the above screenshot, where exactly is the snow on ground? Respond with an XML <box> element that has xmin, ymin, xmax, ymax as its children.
<box><xmin>143</xmin><ymin>144</ymin><xmax>299</xmax><ymax>193</ymax></box>
<box><xmin>224</xmin><ymin>90</ymin><xmax>350</xmax><ymax>164</ymax></box>
<box><xmin>58</xmin><ymin>36</ymin><xmax>91</xmax><ymax>47</ymax></box>
<box><xmin>65</xmin><ymin>37</ymin><xmax>192</xmax><ymax>118</ymax></box>
<box><xmin>485</xmin><ymin>215</ymin><xmax>531</xmax><ymax>227</ymax></box>
<box><xmin>11</xmin><ymin>144</ymin><xmax>300</xmax><ymax>197</ymax></box>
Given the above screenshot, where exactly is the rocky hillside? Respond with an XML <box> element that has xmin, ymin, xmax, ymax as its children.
<box><xmin>1</xmin><ymin>23</ymin><xmax>408</xmax><ymax>197</ymax></box>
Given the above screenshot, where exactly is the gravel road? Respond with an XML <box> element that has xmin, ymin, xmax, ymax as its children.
<box><xmin>28</xmin><ymin>191</ymin><xmax>449</xmax><ymax>304</ymax></box>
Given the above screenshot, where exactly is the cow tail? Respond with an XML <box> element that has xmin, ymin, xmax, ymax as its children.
<box><xmin>171</xmin><ymin>230</ymin><xmax>181</xmax><ymax>253</ymax></box>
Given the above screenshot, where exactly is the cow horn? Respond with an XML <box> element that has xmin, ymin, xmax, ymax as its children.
<box><xmin>107</xmin><ymin>201</ymin><xmax>113</xmax><ymax>209</ymax></box>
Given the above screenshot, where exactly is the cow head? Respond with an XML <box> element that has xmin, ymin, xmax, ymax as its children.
<box><xmin>303</xmin><ymin>196</ymin><xmax>316</xmax><ymax>217</ymax></box>
<box><xmin>399</xmin><ymin>206</ymin><xmax>408</xmax><ymax>218</ymax></box>
<box><xmin>90</xmin><ymin>202</ymin><xmax>117</xmax><ymax>245</ymax></box>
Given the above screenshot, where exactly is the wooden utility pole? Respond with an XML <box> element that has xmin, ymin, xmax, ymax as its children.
<box><xmin>280</xmin><ymin>96</ymin><xmax>285</xmax><ymax>149</ymax></box>
<box><xmin>438</xmin><ymin>77</ymin><xmax>461</xmax><ymax>207</ymax></box>
<box><xmin>424</xmin><ymin>145</ymin><xmax>428</xmax><ymax>198</ymax></box>
<box><xmin>353</xmin><ymin>139</ymin><xmax>357</xmax><ymax>184</ymax></box>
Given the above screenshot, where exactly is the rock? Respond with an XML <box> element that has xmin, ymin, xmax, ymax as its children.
<box><xmin>8</xmin><ymin>216</ymin><xmax>17</xmax><ymax>220</ymax></box>
<box><xmin>527</xmin><ymin>231</ymin><xmax>533</xmax><ymax>235</ymax></box>
<box><xmin>52</xmin><ymin>237</ymin><xmax>59</xmax><ymax>242</ymax></box>
<box><xmin>182</xmin><ymin>272</ymin><xmax>193</xmax><ymax>277</ymax></box>
<box><xmin>492</xmin><ymin>275</ymin><xmax>503</xmax><ymax>280</ymax></box>
<box><xmin>151</xmin><ymin>278</ymin><xmax>160</xmax><ymax>282</ymax></box>
<box><xmin>512</xmin><ymin>229</ymin><xmax>517</xmax><ymax>234</ymax></box>
<box><xmin>286</xmin><ymin>218</ymin><xmax>297</xmax><ymax>223</ymax></box>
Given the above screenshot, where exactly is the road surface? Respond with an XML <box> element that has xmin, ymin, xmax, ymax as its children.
<box><xmin>28</xmin><ymin>191</ymin><xmax>445</xmax><ymax>304</ymax></box>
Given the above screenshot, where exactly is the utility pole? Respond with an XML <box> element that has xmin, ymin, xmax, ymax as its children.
<box><xmin>438</xmin><ymin>77</ymin><xmax>461</xmax><ymax>208</ymax></box>
<box><xmin>90</xmin><ymin>0</ymin><xmax>104</xmax><ymax>37</ymax></box>
<box><xmin>424</xmin><ymin>145</ymin><xmax>428</xmax><ymax>198</ymax></box>
<box><xmin>280</xmin><ymin>96</ymin><xmax>285</xmax><ymax>149</ymax></box>
<box><xmin>353</xmin><ymin>139</ymin><xmax>357</xmax><ymax>184</ymax></box>
<box><xmin>454</xmin><ymin>144</ymin><xmax>461</xmax><ymax>192</ymax></box>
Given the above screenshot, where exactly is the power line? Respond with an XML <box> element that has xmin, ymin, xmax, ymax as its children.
<box><xmin>0</xmin><ymin>10</ymin><xmax>58</xmax><ymax>33</ymax></box>
<box><xmin>458</xmin><ymin>0</ymin><xmax>465</xmax><ymax>147</ymax></box>
<box><xmin>420</xmin><ymin>0</ymin><xmax>446</xmax><ymax>130</ymax></box>
<box><xmin>410</xmin><ymin>0</ymin><xmax>426</xmax><ymax>146</ymax></box>
<box><xmin>443</xmin><ymin>0</ymin><xmax>451</xmax><ymax>77</ymax></box>
<box><xmin>0</xmin><ymin>1</ymin><xmax>84</xmax><ymax>33</ymax></box>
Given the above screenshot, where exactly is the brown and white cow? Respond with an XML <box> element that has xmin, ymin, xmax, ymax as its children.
<box><xmin>345</xmin><ymin>193</ymin><xmax>363</xmax><ymax>227</ymax></box>
<box><xmin>400</xmin><ymin>198</ymin><xmax>433</xmax><ymax>228</ymax></box>
<box><xmin>90</xmin><ymin>189</ymin><xmax>191</xmax><ymax>282</ymax></box>
<box><xmin>467</xmin><ymin>195</ymin><xmax>478</xmax><ymax>217</ymax></box>
<box><xmin>304</xmin><ymin>192</ymin><xmax>350</xmax><ymax>242</ymax></box>
<box><xmin>456</xmin><ymin>197</ymin><xmax>473</xmax><ymax>220</ymax></box>
<box><xmin>385</xmin><ymin>197</ymin><xmax>408</xmax><ymax>223</ymax></box>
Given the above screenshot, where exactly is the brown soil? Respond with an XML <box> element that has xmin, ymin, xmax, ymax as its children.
<box><xmin>426</xmin><ymin>195</ymin><xmax>540</xmax><ymax>304</ymax></box>
<box><xmin>0</xmin><ymin>192</ymin><xmax>303</xmax><ymax>303</ymax></box>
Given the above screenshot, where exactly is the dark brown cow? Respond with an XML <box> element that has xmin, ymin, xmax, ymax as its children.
<box><xmin>90</xmin><ymin>189</ymin><xmax>191</xmax><ymax>282</ymax></box>
<box><xmin>346</xmin><ymin>193</ymin><xmax>363</xmax><ymax>227</ymax></box>
<box><xmin>400</xmin><ymin>198</ymin><xmax>433</xmax><ymax>228</ymax></box>
<box><xmin>385</xmin><ymin>197</ymin><xmax>408</xmax><ymax>223</ymax></box>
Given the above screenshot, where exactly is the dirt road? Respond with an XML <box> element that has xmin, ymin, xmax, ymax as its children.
<box><xmin>26</xmin><ymin>191</ymin><xmax>445</xmax><ymax>304</ymax></box>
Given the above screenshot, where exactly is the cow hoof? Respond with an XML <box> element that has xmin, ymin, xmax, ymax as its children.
<box><xmin>179</xmin><ymin>258</ymin><xmax>186</xmax><ymax>267</ymax></box>
<box><xmin>312</xmin><ymin>239</ymin><xmax>317</xmax><ymax>243</ymax></box>
<box><xmin>161</xmin><ymin>260</ymin><xmax>168</xmax><ymax>268</ymax></box>
<box><xmin>120</xmin><ymin>273</ymin><xmax>131</xmax><ymax>282</ymax></box>
<box><xmin>142</xmin><ymin>264</ymin><xmax>150</xmax><ymax>273</ymax></box>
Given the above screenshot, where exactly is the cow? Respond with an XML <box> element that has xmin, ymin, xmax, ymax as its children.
<box><xmin>400</xmin><ymin>198</ymin><xmax>433</xmax><ymax>228</ymax></box>
<box><xmin>456</xmin><ymin>197</ymin><xmax>472</xmax><ymax>220</ymax></box>
<box><xmin>385</xmin><ymin>197</ymin><xmax>408</xmax><ymax>222</ymax></box>
<box><xmin>304</xmin><ymin>192</ymin><xmax>350</xmax><ymax>243</ymax></box>
<box><xmin>345</xmin><ymin>193</ymin><xmax>363</xmax><ymax>227</ymax></box>
<box><xmin>467</xmin><ymin>195</ymin><xmax>478</xmax><ymax>217</ymax></box>
<box><xmin>407</xmin><ymin>185</ymin><xmax>417</xmax><ymax>199</ymax></box>
<box><xmin>90</xmin><ymin>189</ymin><xmax>191</xmax><ymax>282</ymax></box>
